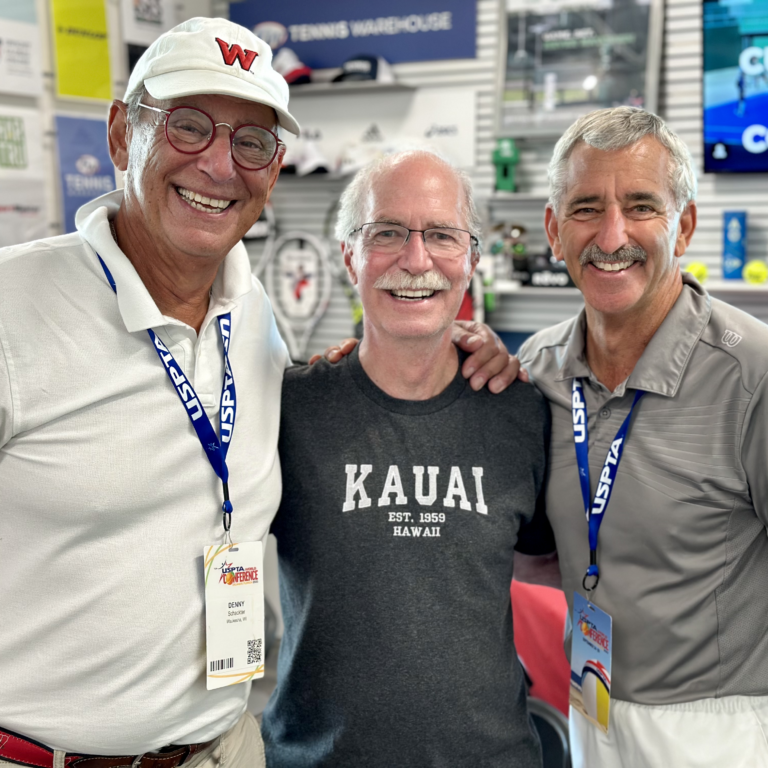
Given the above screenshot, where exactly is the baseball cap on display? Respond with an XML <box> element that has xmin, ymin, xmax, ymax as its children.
<box><xmin>272</xmin><ymin>48</ymin><xmax>312</xmax><ymax>85</ymax></box>
<box><xmin>332</xmin><ymin>55</ymin><xmax>395</xmax><ymax>84</ymax></box>
<box><xmin>124</xmin><ymin>17</ymin><xmax>301</xmax><ymax>136</ymax></box>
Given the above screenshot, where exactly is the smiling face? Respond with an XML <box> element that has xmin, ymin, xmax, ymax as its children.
<box><xmin>342</xmin><ymin>155</ymin><xmax>477</xmax><ymax>343</ymax></box>
<box><xmin>114</xmin><ymin>93</ymin><xmax>282</xmax><ymax>261</ymax></box>
<box><xmin>545</xmin><ymin>137</ymin><xmax>696</xmax><ymax>320</ymax></box>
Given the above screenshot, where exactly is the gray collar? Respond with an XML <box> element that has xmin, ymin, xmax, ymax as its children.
<box><xmin>555</xmin><ymin>272</ymin><xmax>712</xmax><ymax>397</ymax></box>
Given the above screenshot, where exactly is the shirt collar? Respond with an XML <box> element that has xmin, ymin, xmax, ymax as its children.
<box><xmin>555</xmin><ymin>272</ymin><xmax>712</xmax><ymax>397</ymax></box>
<box><xmin>76</xmin><ymin>189</ymin><xmax>254</xmax><ymax>333</ymax></box>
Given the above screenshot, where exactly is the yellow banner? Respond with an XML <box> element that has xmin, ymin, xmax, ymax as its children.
<box><xmin>51</xmin><ymin>0</ymin><xmax>111</xmax><ymax>101</ymax></box>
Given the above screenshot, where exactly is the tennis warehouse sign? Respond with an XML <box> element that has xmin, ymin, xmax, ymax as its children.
<box><xmin>231</xmin><ymin>0</ymin><xmax>476</xmax><ymax>67</ymax></box>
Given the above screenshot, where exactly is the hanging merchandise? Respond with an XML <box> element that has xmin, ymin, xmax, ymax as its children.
<box><xmin>272</xmin><ymin>48</ymin><xmax>312</xmax><ymax>85</ymax></box>
<box><xmin>0</xmin><ymin>0</ymin><xmax>43</xmax><ymax>96</ymax></box>
<box><xmin>244</xmin><ymin>201</ymin><xmax>277</xmax><ymax>276</ymax></box>
<box><xmin>332</xmin><ymin>55</ymin><xmax>395</xmax><ymax>84</ymax></box>
<box><xmin>50</xmin><ymin>0</ymin><xmax>111</xmax><ymax>100</ymax></box>
<box><xmin>492</xmin><ymin>138</ymin><xmax>519</xmax><ymax>192</ymax></box>
<box><xmin>263</xmin><ymin>232</ymin><xmax>333</xmax><ymax>360</ymax></box>
<box><xmin>55</xmin><ymin>115</ymin><xmax>115</xmax><ymax>233</ymax></box>
<box><xmin>120</xmin><ymin>0</ymin><xmax>176</xmax><ymax>47</ymax></box>
<box><xmin>0</xmin><ymin>106</ymin><xmax>46</xmax><ymax>247</ymax></box>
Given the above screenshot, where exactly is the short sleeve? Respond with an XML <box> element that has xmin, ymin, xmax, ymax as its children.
<box><xmin>0</xmin><ymin>319</ymin><xmax>14</xmax><ymax>448</ymax></box>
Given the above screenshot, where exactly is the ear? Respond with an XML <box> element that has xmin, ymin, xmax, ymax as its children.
<box><xmin>108</xmin><ymin>101</ymin><xmax>130</xmax><ymax>173</ymax></box>
<box><xmin>544</xmin><ymin>204</ymin><xmax>564</xmax><ymax>262</ymax></box>
<box><xmin>673</xmin><ymin>201</ymin><xmax>697</xmax><ymax>258</ymax></box>
<box><xmin>341</xmin><ymin>241</ymin><xmax>358</xmax><ymax>285</ymax></box>
<box><xmin>264</xmin><ymin>143</ymin><xmax>286</xmax><ymax>200</ymax></box>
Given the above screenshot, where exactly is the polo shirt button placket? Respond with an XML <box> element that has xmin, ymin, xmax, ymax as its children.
<box><xmin>599</xmin><ymin>407</ymin><xmax>611</xmax><ymax>419</ymax></box>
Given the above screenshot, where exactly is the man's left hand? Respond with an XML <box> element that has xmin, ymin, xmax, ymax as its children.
<box><xmin>452</xmin><ymin>321</ymin><xmax>528</xmax><ymax>393</ymax></box>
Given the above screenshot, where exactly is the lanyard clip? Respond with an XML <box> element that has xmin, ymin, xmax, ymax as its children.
<box><xmin>582</xmin><ymin>549</ymin><xmax>599</xmax><ymax>592</ymax></box>
<box><xmin>222</xmin><ymin>481</ymin><xmax>232</xmax><ymax>533</ymax></box>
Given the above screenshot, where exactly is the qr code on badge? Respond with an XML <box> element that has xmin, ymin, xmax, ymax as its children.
<box><xmin>247</xmin><ymin>638</ymin><xmax>262</xmax><ymax>666</ymax></box>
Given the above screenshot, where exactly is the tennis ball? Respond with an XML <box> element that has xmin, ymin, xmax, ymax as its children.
<box><xmin>685</xmin><ymin>262</ymin><xmax>708</xmax><ymax>284</ymax></box>
<box><xmin>743</xmin><ymin>260</ymin><xmax>768</xmax><ymax>284</ymax></box>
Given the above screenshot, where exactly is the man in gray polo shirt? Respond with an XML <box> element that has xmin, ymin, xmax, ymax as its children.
<box><xmin>518</xmin><ymin>107</ymin><xmax>768</xmax><ymax>767</ymax></box>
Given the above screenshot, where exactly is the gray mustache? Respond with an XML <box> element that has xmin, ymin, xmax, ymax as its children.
<box><xmin>579</xmin><ymin>244</ymin><xmax>648</xmax><ymax>266</ymax></box>
<box><xmin>373</xmin><ymin>270</ymin><xmax>452</xmax><ymax>291</ymax></box>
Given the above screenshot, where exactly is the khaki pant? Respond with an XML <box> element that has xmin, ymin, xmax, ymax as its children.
<box><xmin>0</xmin><ymin>712</ymin><xmax>265</xmax><ymax>768</ymax></box>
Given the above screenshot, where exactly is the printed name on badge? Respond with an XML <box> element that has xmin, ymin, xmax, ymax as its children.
<box><xmin>570</xmin><ymin>592</ymin><xmax>613</xmax><ymax>734</ymax></box>
<box><xmin>203</xmin><ymin>541</ymin><xmax>265</xmax><ymax>690</ymax></box>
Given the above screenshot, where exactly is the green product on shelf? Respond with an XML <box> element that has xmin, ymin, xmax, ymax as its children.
<box><xmin>492</xmin><ymin>138</ymin><xmax>519</xmax><ymax>192</ymax></box>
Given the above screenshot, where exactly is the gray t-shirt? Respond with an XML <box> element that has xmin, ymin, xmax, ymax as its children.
<box><xmin>263</xmin><ymin>347</ymin><xmax>553</xmax><ymax>768</ymax></box>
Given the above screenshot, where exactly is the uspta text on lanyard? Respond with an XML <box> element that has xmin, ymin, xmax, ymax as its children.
<box><xmin>98</xmin><ymin>256</ymin><xmax>236</xmax><ymax>536</ymax></box>
<box><xmin>571</xmin><ymin>378</ymin><xmax>643</xmax><ymax>592</ymax></box>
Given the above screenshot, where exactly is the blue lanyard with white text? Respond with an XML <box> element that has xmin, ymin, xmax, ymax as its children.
<box><xmin>571</xmin><ymin>378</ymin><xmax>643</xmax><ymax>592</ymax></box>
<box><xmin>98</xmin><ymin>255</ymin><xmax>237</xmax><ymax>535</ymax></box>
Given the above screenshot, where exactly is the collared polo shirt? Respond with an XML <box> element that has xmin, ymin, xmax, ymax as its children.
<box><xmin>519</xmin><ymin>273</ymin><xmax>768</xmax><ymax>705</ymax></box>
<box><xmin>0</xmin><ymin>190</ymin><xmax>289</xmax><ymax>753</ymax></box>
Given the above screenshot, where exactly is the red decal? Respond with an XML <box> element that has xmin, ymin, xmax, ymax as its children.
<box><xmin>215</xmin><ymin>37</ymin><xmax>258</xmax><ymax>71</ymax></box>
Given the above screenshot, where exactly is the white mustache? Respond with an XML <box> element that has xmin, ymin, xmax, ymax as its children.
<box><xmin>373</xmin><ymin>270</ymin><xmax>452</xmax><ymax>291</ymax></box>
<box><xmin>579</xmin><ymin>244</ymin><xmax>647</xmax><ymax>265</ymax></box>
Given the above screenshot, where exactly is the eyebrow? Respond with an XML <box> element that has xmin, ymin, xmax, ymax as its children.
<box><xmin>565</xmin><ymin>191</ymin><xmax>665</xmax><ymax>211</ymax></box>
<box><xmin>369</xmin><ymin>217</ymin><xmax>462</xmax><ymax>229</ymax></box>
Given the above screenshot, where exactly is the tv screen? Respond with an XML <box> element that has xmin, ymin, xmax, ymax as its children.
<box><xmin>703</xmin><ymin>0</ymin><xmax>768</xmax><ymax>173</ymax></box>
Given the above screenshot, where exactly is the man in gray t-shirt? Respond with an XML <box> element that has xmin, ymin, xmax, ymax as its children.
<box><xmin>518</xmin><ymin>107</ymin><xmax>768</xmax><ymax>767</ymax></box>
<box><xmin>262</xmin><ymin>150</ymin><xmax>554</xmax><ymax>767</ymax></box>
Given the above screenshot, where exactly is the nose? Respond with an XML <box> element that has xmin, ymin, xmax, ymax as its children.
<box><xmin>397</xmin><ymin>231</ymin><xmax>434</xmax><ymax>273</ymax></box>
<box><xmin>196</xmin><ymin>125</ymin><xmax>237</xmax><ymax>182</ymax></box>
<box><xmin>594</xmin><ymin>203</ymin><xmax>630</xmax><ymax>255</ymax></box>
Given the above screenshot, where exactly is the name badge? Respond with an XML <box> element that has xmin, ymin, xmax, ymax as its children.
<box><xmin>570</xmin><ymin>592</ymin><xmax>613</xmax><ymax>733</ymax></box>
<box><xmin>203</xmin><ymin>541</ymin><xmax>265</xmax><ymax>690</ymax></box>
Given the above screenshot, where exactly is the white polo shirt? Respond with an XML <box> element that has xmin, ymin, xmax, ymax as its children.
<box><xmin>0</xmin><ymin>190</ymin><xmax>289</xmax><ymax>754</ymax></box>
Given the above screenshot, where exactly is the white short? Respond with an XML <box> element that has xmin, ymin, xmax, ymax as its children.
<box><xmin>571</xmin><ymin>696</ymin><xmax>768</xmax><ymax>768</ymax></box>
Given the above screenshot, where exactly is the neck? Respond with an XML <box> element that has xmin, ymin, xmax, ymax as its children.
<box><xmin>358</xmin><ymin>328</ymin><xmax>459</xmax><ymax>400</ymax></box>
<box><xmin>585</xmin><ymin>278</ymin><xmax>683</xmax><ymax>392</ymax></box>
<box><xmin>113</xmin><ymin>209</ymin><xmax>223</xmax><ymax>333</ymax></box>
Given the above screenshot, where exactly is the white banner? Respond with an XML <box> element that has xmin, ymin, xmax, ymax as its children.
<box><xmin>0</xmin><ymin>179</ymin><xmax>47</xmax><ymax>247</ymax></box>
<box><xmin>281</xmin><ymin>86</ymin><xmax>477</xmax><ymax>174</ymax></box>
<box><xmin>120</xmin><ymin>0</ymin><xmax>176</xmax><ymax>47</ymax></box>
<box><xmin>0</xmin><ymin>107</ymin><xmax>44</xmax><ymax>180</ymax></box>
<box><xmin>0</xmin><ymin>5</ymin><xmax>43</xmax><ymax>97</ymax></box>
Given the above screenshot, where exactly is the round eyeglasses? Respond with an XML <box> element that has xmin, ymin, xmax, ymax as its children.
<box><xmin>138</xmin><ymin>102</ymin><xmax>284</xmax><ymax>171</ymax></box>
<box><xmin>350</xmin><ymin>223</ymin><xmax>478</xmax><ymax>259</ymax></box>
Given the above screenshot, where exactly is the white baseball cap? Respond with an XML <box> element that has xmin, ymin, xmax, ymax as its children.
<box><xmin>124</xmin><ymin>17</ymin><xmax>300</xmax><ymax>136</ymax></box>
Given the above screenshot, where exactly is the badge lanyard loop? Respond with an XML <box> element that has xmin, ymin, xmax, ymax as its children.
<box><xmin>98</xmin><ymin>256</ymin><xmax>237</xmax><ymax>537</ymax></box>
<box><xmin>571</xmin><ymin>378</ymin><xmax>643</xmax><ymax>593</ymax></box>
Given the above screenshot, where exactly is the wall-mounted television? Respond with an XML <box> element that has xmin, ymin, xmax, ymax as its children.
<box><xmin>703</xmin><ymin>0</ymin><xmax>768</xmax><ymax>173</ymax></box>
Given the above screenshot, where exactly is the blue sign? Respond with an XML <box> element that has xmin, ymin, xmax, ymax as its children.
<box><xmin>230</xmin><ymin>0</ymin><xmax>476</xmax><ymax>69</ymax></box>
<box><xmin>55</xmin><ymin>115</ymin><xmax>115</xmax><ymax>233</ymax></box>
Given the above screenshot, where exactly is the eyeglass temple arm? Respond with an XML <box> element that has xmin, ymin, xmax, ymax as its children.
<box><xmin>137</xmin><ymin>103</ymin><xmax>169</xmax><ymax>116</ymax></box>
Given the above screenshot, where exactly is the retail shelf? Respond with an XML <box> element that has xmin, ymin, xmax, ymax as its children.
<box><xmin>289</xmin><ymin>81</ymin><xmax>416</xmax><ymax>97</ymax></box>
<box><xmin>703</xmin><ymin>280</ymin><xmax>768</xmax><ymax>294</ymax></box>
<box><xmin>483</xmin><ymin>280</ymin><xmax>580</xmax><ymax>297</ymax></box>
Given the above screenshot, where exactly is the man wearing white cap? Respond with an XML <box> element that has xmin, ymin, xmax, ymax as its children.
<box><xmin>0</xmin><ymin>16</ymin><xmax>514</xmax><ymax>768</ymax></box>
<box><xmin>0</xmin><ymin>17</ymin><xmax>292</xmax><ymax>768</ymax></box>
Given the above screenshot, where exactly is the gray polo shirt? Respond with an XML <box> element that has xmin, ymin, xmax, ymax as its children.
<box><xmin>519</xmin><ymin>273</ymin><xmax>768</xmax><ymax>706</ymax></box>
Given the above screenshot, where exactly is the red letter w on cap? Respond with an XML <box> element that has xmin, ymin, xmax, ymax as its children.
<box><xmin>215</xmin><ymin>38</ymin><xmax>258</xmax><ymax>71</ymax></box>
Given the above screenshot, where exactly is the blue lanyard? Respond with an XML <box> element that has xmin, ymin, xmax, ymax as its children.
<box><xmin>98</xmin><ymin>255</ymin><xmax>237</xmax><ymax>534</ymax></box>
<box><xmin>571</xmin><ymin>378</ymin><xmax>643</xmax><ymax>591</ymax></box>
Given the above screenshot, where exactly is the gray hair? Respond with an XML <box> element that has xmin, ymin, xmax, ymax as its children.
<box><xmin>335</xmin><ymin>149</ymin><xmax>483</xmax><ymax>256</ymax></box>
<box><xmin>548</xmin><ymin>107</ymin><xmax>697</xmax><ymax>214</ymax></box>
<box><xmin>125</xmin><ymin>85</ymin><xmax>148</xmax><ymax>125</ymax></box>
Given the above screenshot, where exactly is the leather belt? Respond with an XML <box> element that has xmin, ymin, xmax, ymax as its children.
<box><xmin>0</xmin><ymin>727</ymin><xmax>215</xmax><ymax>768</ymax></box>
